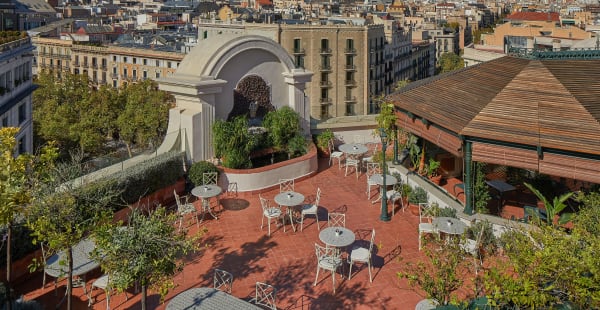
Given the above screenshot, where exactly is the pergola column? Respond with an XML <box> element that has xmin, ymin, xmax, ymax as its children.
<box><xmin>283</xmin><ymin>69</ymin><xmax>313</xmax><ymax>135</ymax></box>
<box><xmin>463</xmin><ymin>140</ymin><xmax>474</xmax><ymax>215</ymax></box>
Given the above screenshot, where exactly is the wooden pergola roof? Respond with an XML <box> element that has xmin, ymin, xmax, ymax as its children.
<box><xmin>387</xmin><ymin>56</ymin><xmax>600</xmax><ymax>157</ymax></box>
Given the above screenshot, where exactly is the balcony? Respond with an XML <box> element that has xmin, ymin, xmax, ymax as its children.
<box><xmin>319</xmin><ymin>81</ymin><xmax>332</xmax><ymax>88</ymax></box>
<box><xmin>101</xmin><ymin>65</ymin><xmax>107</xmax><ymax>70</ymax></box>
<box><xmin>344</xmin><ymin>48</ymin><xmax>357</xmax><ymax>55</ymax></box>
<box><xmin>345</xmin><ymin>80</ymin><xmax>357</xmax><ymax>87</ymax></box>
<box><xmin>319</xmin><ymin>48</ymin><xmax>332</xmax><ymax>55</ymax></box>
<box><xmin>345</xmin><ymin>65</ymin><xmax>356</xmax><ymax>71</ymax></box>
<box><xmin>92</xmin><ymin>63</ymin><xmax>98</xmax><ymax>69</ymax></box>
<box><xmin>344</xmin><ymin>96</ymin><xmax>357</xmax><ymax>103</ymax></box>
<box><xmin>319</xmin><ymin>65</ymin><xmax>332</xmax><ymax>72</ymax></box>
<box><xmin>319</xmin><ymin>98</ymin><xmax>332</xmax><ymax>105</ymax></box>
<box><xmin>111</xmin><ymin>73</ymin><xmax>119</xmax><ymax>79</ymax></box>
<box><xmin>83</xmin><ymin>63</ymin><xmax>89</xmax><ymax>68</ymax></box>
<box><xmin>292</xmin><ymin>48</ymin><xmax>305</xmax><ymax>55</ymax></box>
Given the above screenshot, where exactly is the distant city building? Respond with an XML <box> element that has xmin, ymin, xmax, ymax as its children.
<box><xmin>0</xmin><ymin>34</ymin><xmax>34</xmax><ymax>154</ymax></box>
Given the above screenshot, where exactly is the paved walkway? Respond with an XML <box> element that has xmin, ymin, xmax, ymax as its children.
<box><xmin>19</xmin><ymin>158</ymin><xmax>474</xmax><ymax>309</ymax></box>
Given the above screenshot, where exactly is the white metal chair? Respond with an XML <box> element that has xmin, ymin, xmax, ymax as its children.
<box><xmin>174</xmin><ymin>190</ymin><xmax>199</xmax><ymax>231</ymax></box>
<box><xmin>418</xmin><ymin>203</ymin><xmax>437</xmax><ymax>250</ymax></box>
<box><xmin>344</xmin><ymin>158</ymin><xmax>360</xmax><ymax>179</ymax></box>
<box><xmin>300</xmin><ymin>187</ymin><xmax>321</xmax><ymax>231</ymax></box>
<box><xmin>226</xmin><ymin>182</ymin><xmax>238</xmax><ymax>197</ymax></box>
<box><xmin>87</xmin><ymin>274</ymin><xmax>129</xmax><ymax>310</ymax></box>
<box><xmin>314</xmin><ymin>243</ymin><xmax>343</xmax><ymax>293</ymax></box>
<box><xmin>260</xmin><ymin>195</ymin><xmax>283</xmax><ymax>236</ymax></box>
<box><xmin>203</xmin><ymin>172</ymin><xmax>218</xmax><ymax>185</ymax></box>
<box><xmin>365</xmin><ymin>162</ymin><xmax>380</xmax><ymax>199</ymax></box>
<box><xmin>348</xmin><ymin>229</ymin><xmax>376</xmax><ymax>282</ymax></box>
<box><xmin>327</xmin><ymin>212</ymin><xmax>346</xmax><ymax>228</ymax></box>
<box><xmin>213</xmin><ymin>268</ymin><xmax>233</xmax><ymax>293</ymax></box>
<box><xmin>328</xmin><ymin>139</ymin><xmax>344</xmax><ymax>169</ymax></box>
<box><xmin>361</xmin><ymin>143</ymin><xmax>379</xmax><ymax>171</ymax></box>
<box><xmin>386</xmin><ymin>182</ymin><xmax>404</xmax><ymax>216</ymax></box>
<box><xmin>250</xmin><ymin>282</ymin><xmax>277</xmax><ymax>310</ymax></box>
<box><xmin>279</xmin><ymin>178</ymin><xmax>295</xmax><ymax>192</ymax></box>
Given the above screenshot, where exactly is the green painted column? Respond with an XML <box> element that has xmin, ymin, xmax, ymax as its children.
<box><xmin>463</xmin><ymin>140</ymin><xmax>474</xmax><ymax>215</ymax></box>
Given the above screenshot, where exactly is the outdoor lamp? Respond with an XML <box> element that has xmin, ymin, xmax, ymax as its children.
<box><xmin>393</xmin><ymin>125</ymin><xmax>400</xmax><ymax>165</ymax></box>
<box><xmin>379</xmin><ymin>128</ymin><xmax>390</xmax><ymax>222</ymax></box>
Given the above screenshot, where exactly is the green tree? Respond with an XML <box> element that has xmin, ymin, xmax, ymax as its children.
<box><xmin>0</xmin><ymin>128</ymin><xmax>57</xmax><ymax>310</ymax></box>
<box><xmin>262</xmin><ymin>106</ymin><xmax>302</xmax><ymax>152</ymax></box>
<box><xmin>116</xmin><ymin>80</ymin><xmax>172</xmax><ymax>157</ymax></box>
<box><xmin>93</xmin><ymin>207</ymin><xmax>199</xmax><ymax>310</ymax></box>
<box><xmin>437</xmin><ymin>52</ymin><xmax>464</xmax><ymax>74</ymax></box>
<box><xmin>212</xmin><ymin>116</ymin><xmax>256</xmax><ymax>169</ymax></box>
<box><xmin>26</xmin><ymin>154</ymin><xmax>121</xmax><ymax>310</ymax></box>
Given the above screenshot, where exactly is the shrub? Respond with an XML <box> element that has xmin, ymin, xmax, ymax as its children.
<box><xmin>408</xmin><ymin>186</ymin><xmax>428</xmax><ymax>205</ymax></box>
<box><xmin>105</xmin><ymin>151</ymin><xmax>185</xmax><ymax>204</ymax></box>
<box><xmin>314</xmin><ymin>129</ymin><xmax>335</xmax><ymax>151</ymax></box>
<box><xmin>263</xmin><ymin>107</ymin><xmax>302</xmax><ymax>151</ymax></box>
<box><xmin>466</xmin><ymin>220</ymin><xmax>497</xmax><ymax>255</ymax></box>
<box><xmin>188</xmin><ymin>161</ymin><xmax>219</xmax><ymax>186</ymax></box>
<box><xmin>224</xmin><ymin>148</ymin><xmax>252</xmax><ymax>169</ymax></box>
<box><xmin>286</xmin><ymin>135</ymin><xmax>307</xmax><ymax>158</ymax></box>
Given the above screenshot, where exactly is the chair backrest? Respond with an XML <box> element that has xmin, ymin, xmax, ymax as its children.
<box><xmin>353</xmin><ymin>135</ymin><xmax>365</xmax><ymax>144</ymax></box>
<box><xmin>419</xmin><ymin>203</ymin><xmax>432</xmax><ymax>223</ymax></box>
<box><xmin>226</xmin><ymin>182</ymin><xmax>238</xmax><ymax>197</ymax></box>
<box><xmin>328</xmin><ymin>212</ymin><xmax>345</xmax><ymax>227</ymax></box>
<box><xmin>213</xmin><ymin>268</ymin><xmax>233</xmax><ymax>293</ymax></box>
<box><xmin>328</xmin><ymin>139</ymin><xmax>335</xmax><ymax>153</ymax></box>
<box><xmin>366</xmin><ymin>162</ymin><xmax>381</xmax><ymax>177</ymax></box>
<box><xmin>254</xmin><ymin>282</ymin><xmax>277</xmax><ymax>310</ymax></box>
<box><xmin>259</xmin><ymin>194</ymin><xmax>270</xmax><ymax>212</ymax></box>
<box><xmin>368</xmin><ymin>229</ymin><xmax>376</xmax><ymax>253</ymax></box>
<box><xmin>203</xmin><ymin>172</ymin><xmax>218</xmax><ymax>185</ymax></box>
<box><xmin>314</xmin><ymin>187</ymin><xmax>322</xmax><ymax>207</ymax></box>
<box><xmin>314</xmin><ymin>243</ymin><xmax>339</xmax><ymax>261</ymax></box>
<box><xmin>173</xmin><ymin>190</ymin><xmax>186</xmax><ymax>211</ymax></box>
<box><xmin>279</xmin><ymin>178</ymin><xmax>295</xmax><ymax>192</ymax></box>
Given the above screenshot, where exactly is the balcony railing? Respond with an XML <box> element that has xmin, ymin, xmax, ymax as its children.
<box><xmin>319</xmin><ymin>48</ymin><xmax>332</xmax><ymax>54</ymax></box>
<box><xmin>319</xmin><ymin>98</ymin><xmax>332</xmax><ymax>104</ymax></box>
<box><xmin>319</xmin><ymin>65</ymin><xmax>332</xmax><ymax>72</ymax></box>
<box><xmin>292</xmin><ymin>48</ymin><xmax>305</xmax><ymax>54</ymax></box>
<box><xmin>344</xmin><ymin>96</ymin><xmax>357</xmax><ymax>103</ymax></box>
<box><xmin>345</xmin><ymin>80</ymin><xmax>357</xmax><ymax>87</ymax></box>
<box><xmin>345</xmin><ymin>65</ymin><xmax>356</xmax><ymax>71</ymax></box>
<box><xmin>319</xmin><ymin>81</ymin><xmax>332</xmax><ymax>88</ymax></box>
<box><xmin>344</xmin><ymin>48</ymin><xmax>357</xmax><ymax>54</ymax></box>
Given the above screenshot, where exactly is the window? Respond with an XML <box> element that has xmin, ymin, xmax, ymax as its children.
<box><xmin>2</xmin><ymin>117</ymin><xmax>8</xmax><ymax>127</ymax></box>
<box><xmin>123</xmin><ymin>57</ymin><xmax>128</xmax><ymax>63</ymax></box>
<box><xmin>18</xmin><ymin>137</ymin><xmax>25</xmax><ymax>154</ymax></box>
<box><xmin>113</xmin><ymin>56</ymin><xmax>117</xmax><ymax>61</ymax></box>
<box><xmin>156</xmin><ymin>72</ymin><xmax>160</xmax><ymax>78</ymax></box>
<box><xmin>320</xmin><ymin>88</ymin><xmax>328</xmax><ymax>99</ymax></box>
<box><xmin>143</xmin><ymin>70</ymin><xmax>147</xmax><ymax>78</ymax></box>
<box><xmin>133</xmin><ymin>58</ymin><xmax>137</xmax><ymax>64</ymax></box>
<box><xmin>346</xmin><ymin>38</ymin><xmax>354</xmax><ymax>49</ymax></box>
<box><xmin>346</xmin><ymin>55</ymin><xmax>354</xmax><ymax>66</ymax></box>
<box><xmin>293</xmin><ymin>38</ymin><xmax>301</xmax><ymax>52</ymax></box>
<box><xmin>132</xmin><ymin>70</ymin><xmax>137</xmax><ymax>78</ymax></box>
<box><xmin>113</xmin><ymin>80</ymin><xmax>117</xmax><ymax>88</ymax></box>
<box><xmin>167</xmin><ymin>61</ymin><xmax>172</xmax><ymax>68</ymax></box>
<box><xmin>294</xmin><ymin>55</ymin><xmax>304</xmax><ymax>68</ymax></box>
<box><xmin>321</xmin><ymin>72</ymin><xmax>328</xmax><ymax>82</ymax></box>
<box><xmin>320</xmin><ymin>106</ymin><xmax>328</xmax><ymax>119</ymax></box>
<box><xmin>143</xmin><ymin>59</ymin><xmax>147</xmax><ymax>65</ymax></box>
<box><xmin>321</xmin><ymin>39</ymin><xmax>329</xmax><ymax>50</ymax></box>
<box><xmin>346</xmin><ymin>103</ymin><xmax>355</xmax><ymax>116</ymax></box>
<box><xmin>18</xmin><ymin>104</ymin><xmax>26</xmax><ymax>124</ymax></box>
<box><xmin>156</xmin><ymin>60</ymin><xmax>160</xmax><ymax>67</ymax></box>
<box><xmin>123</xmin><ymin>68</ymin><xmax>128</xmax><ymax>77</ymax></box>
<box><xmin>113</xmin><ymin>67</ymin><xmax>117</xmax><ymax>75</ymax></box>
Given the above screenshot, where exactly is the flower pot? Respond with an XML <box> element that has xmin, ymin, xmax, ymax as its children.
<box><xmin>430</xmin><ymin>175</ymin><xmax>442</xmax><ymax>185</ymax></box>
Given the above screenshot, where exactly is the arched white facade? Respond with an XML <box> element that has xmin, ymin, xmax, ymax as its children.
<box><xmin>157</xmin><ymin>35</ymin><xmax>313</xmax><ymax>162</ymax></box>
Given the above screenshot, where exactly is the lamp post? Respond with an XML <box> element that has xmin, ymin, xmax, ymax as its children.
<box><xmin>379</xmin><ymin>128</ymin><xmax>390</xmax><ymax>222</ymax></box>
<box><xmin>392</xmin><ymin>125</ymin><xmax>400</xmax><ymax>165</ymax></box>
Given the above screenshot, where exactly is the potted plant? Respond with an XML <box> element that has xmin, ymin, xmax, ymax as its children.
<box><xmin>315</xmin><ymin>129</ymin><xmax>335</xmax><ymax>158</ymax></box>
<box><xmin>427</xmin><ymin>158</ymin><xmax>442</xmax><ymax>185</ymax></box>
<box><xmin>408</xmin><ymin>186</ymin><xmax>428</xmax><ymax>216</ymax></box>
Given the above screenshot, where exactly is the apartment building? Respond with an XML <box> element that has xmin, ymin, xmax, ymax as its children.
<box><xmin>0</xmin><ymin>34</ymin><xmax>34</xmax><ymax>154</ymax></box>
<box><xmin>33</xmin><ymin>37</ymin><xmax>185</xmax><ymax>88</ymax></box>
<box><xmin>196</xmin><ymin>17</ymin><xmax>431</xmax><ymax>122</ymax></box>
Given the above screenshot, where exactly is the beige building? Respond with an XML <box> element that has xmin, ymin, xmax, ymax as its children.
<box><xmin>196</xmin><ymin>18</ymin><xmax>428</xmax><ymax>124</ymax></box>
<box><xmin>33</xmin><ymin>37</ymin><xmax>184</xmax><ymax>88</ymax></box>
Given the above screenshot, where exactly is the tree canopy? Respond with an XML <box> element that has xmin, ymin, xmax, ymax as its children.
<box><xmin>437</xmin><ymin>52</ymin><xmax>464</xmax><ymax>74</ymax></box>
<box><xmin>33</xmin><ymin>72</ymin><xmax>173</xmax><ymax>159</ymax></box>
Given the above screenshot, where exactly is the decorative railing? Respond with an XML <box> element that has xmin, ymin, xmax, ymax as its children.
<box><xmin>507</xmin><ymin>47</ymin><xmax>600</xmax><ymax>59</ymax></box>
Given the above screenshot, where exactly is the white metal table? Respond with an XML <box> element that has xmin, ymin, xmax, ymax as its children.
<box><xmin>192</xmin><ymin>185</ymin><xmax>222</xmax><ymax>222</ymax></box>
<box><xmin>369</xmin><ymin>173</ymin><xmax>398</xmax><ymax>204</ymax></box>
<box><xmin>274</xmin><ymin>191</ymin><xmax>305</xmax><ymax>232</ymax></box>
<box><xmin>338</xmin><ymin>143</ymin><xmax>368</xmax><ymax>158</ymax></box>
<box><xmin>319</xmin><ymin>227</ymin><xmax>356</xmax><ymax>249</ymax></box>
<box><xmin>45</xmin><ymin>238</ymin><xmax>99</xmax><ymax>303</ymax></box>
<box><xmin>432</xmin><ymin>217</ymin><xmax>466</xmax><ymax>236</ymax></box>
<box><xmin>166</xmin><ymin>287</ymin><xmax>261</xmax><ymax>310</ymax></box>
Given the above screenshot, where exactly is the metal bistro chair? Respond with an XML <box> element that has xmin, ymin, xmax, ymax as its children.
<box><xmin>328</xmin><ymin>139</ymin><xmax>344</xmax><ymax>169</ymax></box>
<box><xmin>203</xmin><ymin>172</ymin><xmax>218</xmax><ymax>185</ymax></box>
<box><xmin>348</xmin><ymin>229</ymin><xmax>376</xmax><ymax>282</ymax></box>
<box><xmin>314</xmin><ymin>243</ymin><xmax>343</xmax><ymax>294</ymax></box>
<box><xmin>386</xmin><ymin>182</ymin><xmax>404</xmax><ymax>216</ymax></box>
<box><xmin>279</xmin><ymin>178</ymin><xmax>295</xmax><ymax>192</ymax></box>
<box><xmin>213</xmin><ymin>268</ymin><xmax>233</xmax><ymax>294</ymax></box>
<box><xmin>87</xmin><ymin>274</ymin><xmax>130</xmax><ymax>310</ymax></box>
<box><xmin>260</xmin><ymin>195</ymin><xmax>283</xmax><ymax>236</ymax></box>
<box><xmin>345</xmin><ymin>158</ymin><xmax>361</xmax><ymax>179</ymax></box>
<box><xmin>300</xmin><ymin>187</ymin><xmax>321</xmax><ymax>231</ymax></box>
<box><xmin>174</xmin><ymin>190</ymin><xmax>199</xmax><ymax>231</ymax></box>
<box><xmin>328</xmin><ymin>212</ymin><xmax>346</xmax><ymax>228</ymax></box>
<box><xmin>418</xmin><ymin>203</ymin><xmax>437</xmax><ymax>250</ymax></box>
<box><xmin>250</xmin><ymin>282</ymin><xmax>277</xmax><ymax>310</ymax></box>
<box><xmin>366</xmin><ymin>162</ymin><xmax>381</xmax><ymax>199</ymax></box>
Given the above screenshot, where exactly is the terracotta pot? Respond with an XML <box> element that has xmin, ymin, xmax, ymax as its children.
<box><xmin>430</xmin><ymin>175</ymin><xmax>442</xmax><ymax>185</ymax></box>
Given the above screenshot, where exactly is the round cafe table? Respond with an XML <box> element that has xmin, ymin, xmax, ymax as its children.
<box><xmin>432</xmin><ymin>217</ymin><xmax>466</xmax><ymax>235</ymax></box>
<box><xmin>370</xmin><ymin>173</ymin><xmax>398</xmax><ymax>204</ymax></box>
<box><xmin>192</xmin><ymin>185</ymin><xmax>222</xmax><ymax>221</ymax></box>
<box><xmin>274</xmin><ymin>191</ymin><xmax>305</xmax><ymax>232</ymax></box>
<box><xmin>319</xmin><ymin>227</ymin><xmax>356</xmax><ymax>249</ymax></box>
<box><xmin>338</xmin><ymin>143</ymin><xmax>368</xmax><ymax>157</ymax></box>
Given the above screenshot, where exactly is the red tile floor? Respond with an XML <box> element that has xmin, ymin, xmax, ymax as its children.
<box><xmin>18</xmin><ymin>158</ymin><xmax>480</xmax><ymax>309</ymax></box>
